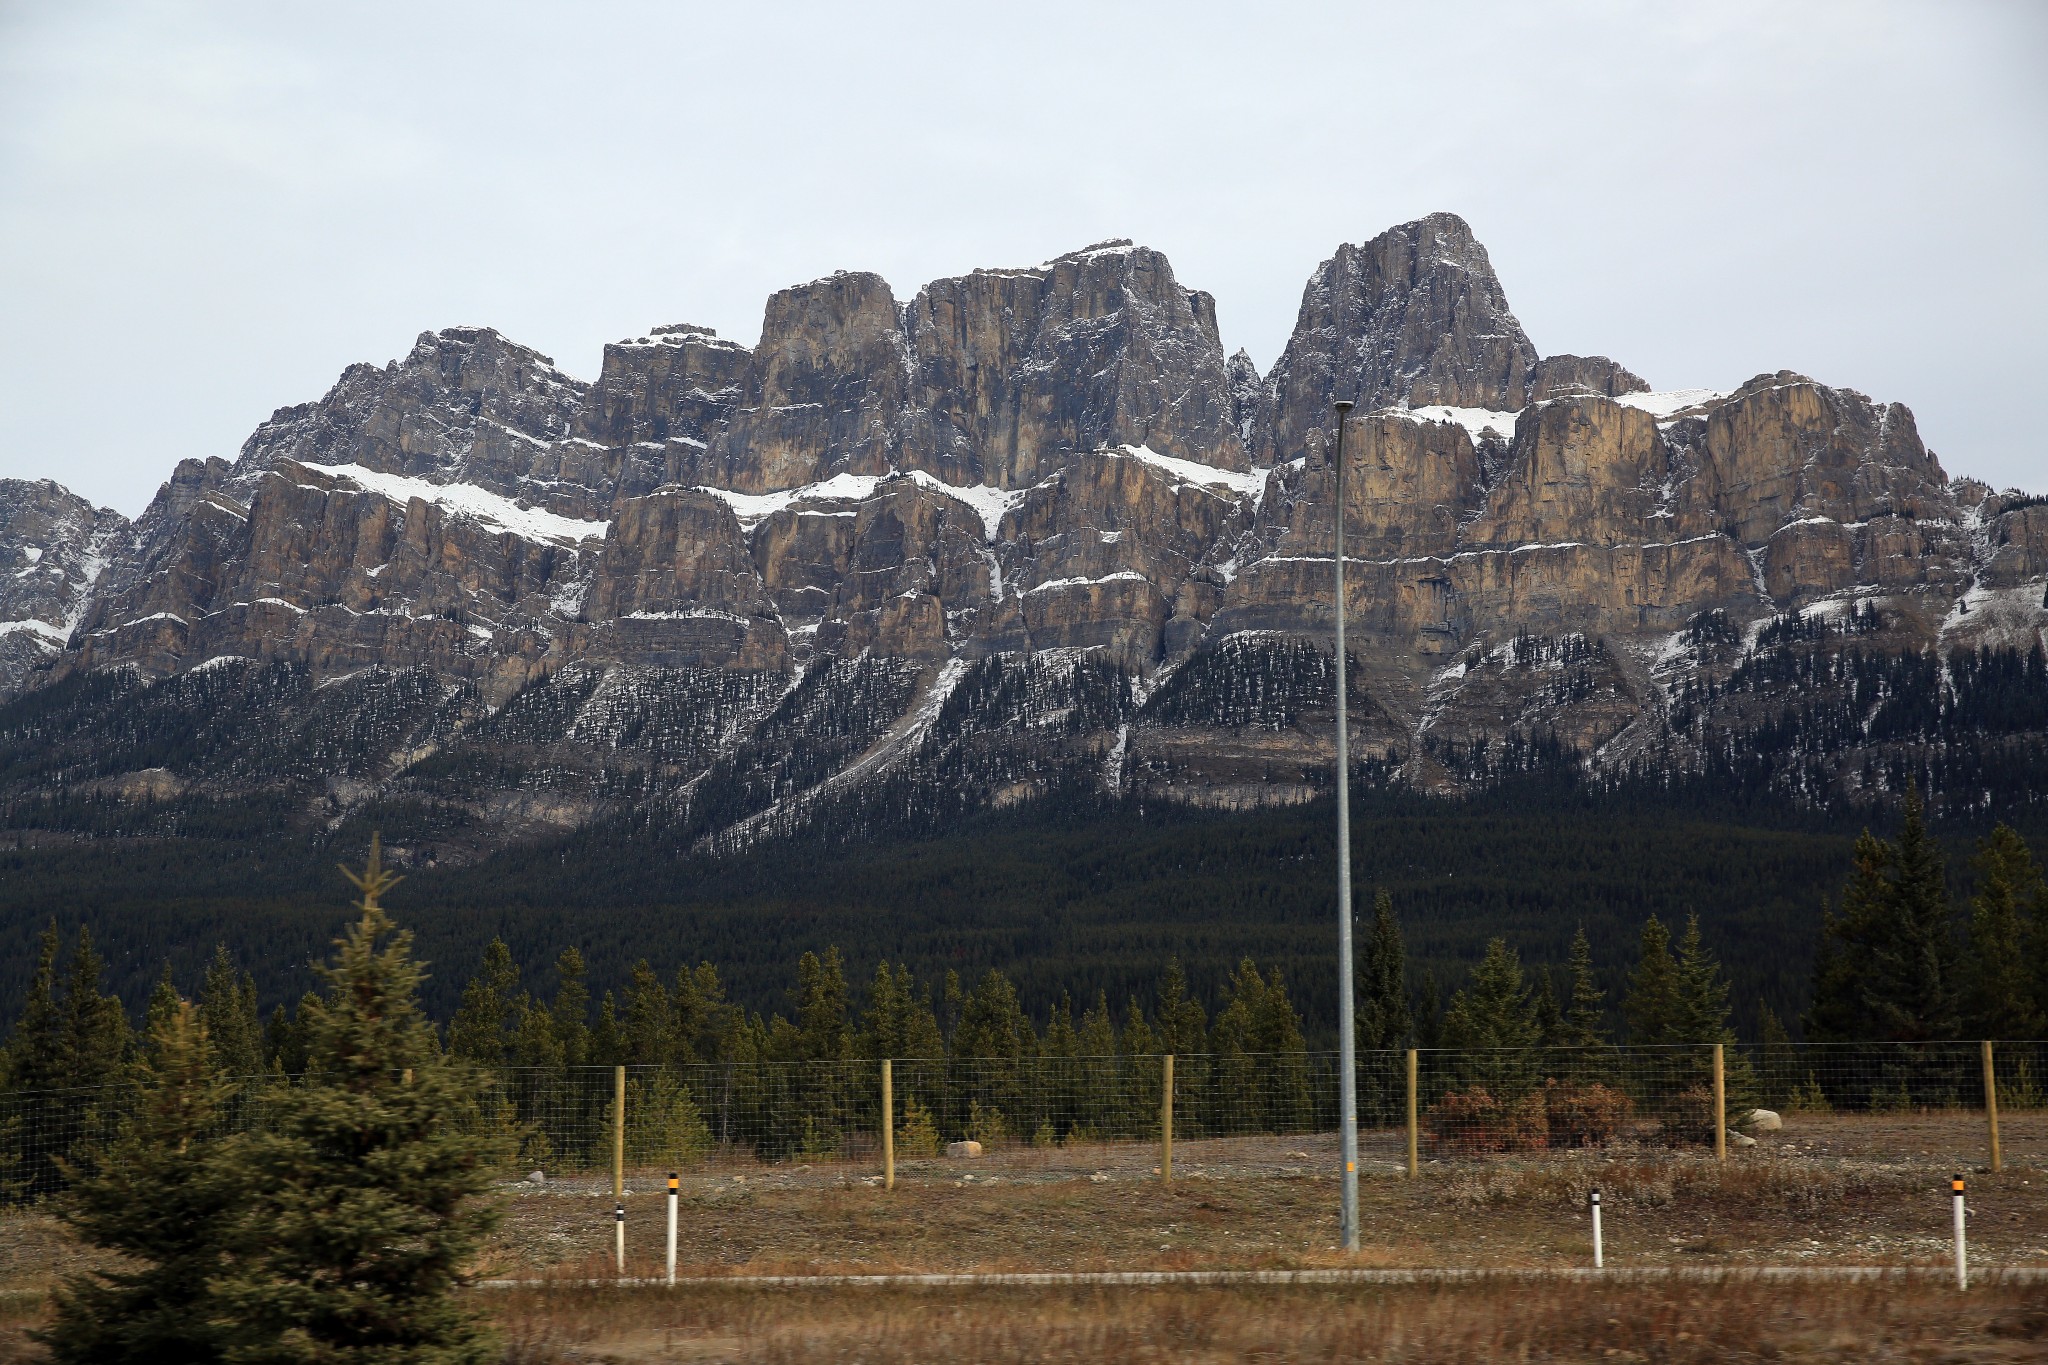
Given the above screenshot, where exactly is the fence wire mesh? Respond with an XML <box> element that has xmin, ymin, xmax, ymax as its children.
<box><xmin>6</xmin><ymin>1042</ymin><xmax>2045</xmax><ymax>1201</ymax></box>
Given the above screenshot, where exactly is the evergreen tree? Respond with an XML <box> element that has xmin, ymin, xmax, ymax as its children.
<box><xmin>675</xmin><ymin>963</ymin><xmax>744</xmax><ymax>1065</ymax></box>
<box><xmin>792</xmin><ymin>948</ymin><xmax>852</xmax><ymax>1061</ymax></box>
<box><xmin>1964</xmin><ymin>824</ymin><xmax>2047</xmax><ymax>1039</ymax></box>
<box><xmin>858</xmin><ymin>963</ymin><xmax>944</xmax><ymax>1060</ymax></box>
<box><xmin>446</xmin><ymin>940</ymin><xmax>519</xmax><ymax>1067</ymax></box>
<box><xmin>1530</xmin><ymin>971</ymin><xmax>1565</xmax><ymax>1047</ymax></box>
<box><xmin>199</xmin><ymin>946</ymin><xmax>263</xmax><ymax>1081</ymax></box>
<box><xmin>1806</xmin><ymin>788</ymin><xmax>1963</xmax><ymax>1042</ymax></box>
<box><xmin>548</xmin><ymin>948</ymin><xmax>591</xmax><ymax>1069</ymax></box>
<box><xmin>1441</xmin><ymin>939</ymin><xmax>1538</xmax><ymax>1053</ymax></box>
<box><xmin>1624</xmin><ymin>916</ymin><xmax>1686</xmax><ymax>1045</ymax></box>
<box><xmin>4</xmin><ymin>921</ymin><xmax>66</xmax><ymax>1095</ymax></box>
<box><xmin>37</xmin><ymin>997</ymin><xmax>238</xmax><ymax>1365</ymax></box>
<box><xmin>1869</xmin><ymin>786</ymin><xmax>1962</xmax><ymax>1041</ymax></box>
<box><xmin>1440</xmin><ymin>939</ymin><xmax>1539</xmax><ymax>1098</ymax></box>
<box><xmin>1413</xmin><ymin>969</ymin><xmax>1444</xmax><ymax>1049</ymax></box>
<box><xmin>1359</xmin><ymin>891</ymin><xmax>1411</xmax><ymax>1049</ymax></box>
<box><xmin>1153</xmin><ymin>959</ymin><xmax>1208</xmax><ymax>1056</ymax></box>
<box><xmin>215</xmin><ymin>839</ymin><xmax>503</xmax><ymax>1365</ymax></box>
<box><xmin>1561</xmin><ymin>925</ymin><xmax>1608</xmax><ymax>1048</ymax></box>
<box><xmin>1673</xmin><ymin>914</ymin><xmax>1738</xmax><ymax>1046</ymax></box>
<box><xmin>2</xmin><ymin>923</ymin><xmax>133</xmax><ymax>1199</ymax></box>
<box><xmin>61</xmin><ymin>925</ymin><xmax>132</xmax><ymax>1086</ymax></box>
<box><xmin>619</xmin><ymin>960</ymin><xmax>675</xmax><ymax>1066</ymax></box>
<box><xmin>953</xmin><ymin>969</ymin><xmax>1032</xmax><ymax>1059</ymax></box>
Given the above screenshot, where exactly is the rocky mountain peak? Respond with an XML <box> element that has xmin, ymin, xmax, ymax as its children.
<box><xmin>1254</xmin><ymin>212</ymin><xmax>1540</xmax><ymax>464</ymax></box>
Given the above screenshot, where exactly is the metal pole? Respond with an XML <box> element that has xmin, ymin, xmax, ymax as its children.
<box><xmin>1161</xmin><ymin>1054</ymin><xmax>1174</xmax><ymax>1185</ymax></box>
<box><xmin>1590</xmin><ymin>1189</ymin><xmax>1603</xmax><ymax>1269</ymax></box>
<box><xmin>666</xmin><ymin>1173</ymin><xmax>678</xmax><ymax>1286</ymax></box>
<box><xmin>1953</xmin><ymin>1175</ymin><xmax>1968</xmax><ymax>1289</ymax></box>
<box><xmin>1332</xmin><ymin>397</ymin><xmax>1359</xmax><ymax>1254</ymax></box>
<box><xmin>882</xmin><ymin>1059</ymin><xmax>896</xmax><ymax>1190</ymax></box>
<box><xmin>1983</xmin><ymin>1041</ymin><xmax>2002</xmax><ymax>1173</ymax></box>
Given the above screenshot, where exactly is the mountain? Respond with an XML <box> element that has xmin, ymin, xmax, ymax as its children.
<box><xmin>1</xmin><ymin>212</ymin><xmax>2044</xmax><ymax>878</ymax></box>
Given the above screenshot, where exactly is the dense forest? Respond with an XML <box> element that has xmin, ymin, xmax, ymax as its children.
<box><xmin>1</xmin><ymin>770</ymin><xmax>2042</xmax><ymax>1052</ymax></box>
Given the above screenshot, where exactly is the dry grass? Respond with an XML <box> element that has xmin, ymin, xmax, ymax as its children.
<box><xmin>485</xmin><ymin>1278</ymin><xmax>2048</xmax><ymax>1363</ymax></box>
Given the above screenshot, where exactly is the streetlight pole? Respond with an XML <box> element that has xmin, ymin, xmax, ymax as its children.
<box><xmin>1331</xmin><ymin>398</ymin><xmax>1359</xmax><ymax>1254</ymax></box>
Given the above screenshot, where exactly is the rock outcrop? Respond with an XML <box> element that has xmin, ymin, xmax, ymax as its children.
<box><xmin>4</xmin><ymin>213</ymin><xmax>2042</xmax><ymax>861</ymax></box>
<box><xmin>1255</xmin><ymin>212</ymin><xmax>1540</xmax><ymax>464</ymax></box>
<box><xmin>0</xmin><ymin>480</ymin><xmax>130</xmax><ymax>696</ymax></box>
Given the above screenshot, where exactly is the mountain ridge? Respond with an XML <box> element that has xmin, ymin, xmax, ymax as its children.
<box><xmin>1</xmin><ymin>211</ymin><xmax>2043</xmax><ymax>869</ymax></box>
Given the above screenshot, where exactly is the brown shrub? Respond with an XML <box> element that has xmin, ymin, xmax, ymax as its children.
<box><xmin>1541</xmin><ymin>1079</ymin><xmax>1633</xmax><ymax>1148</ymax></box>
<box><xmin>1424</xmin><ymin>1087</ymin><xmax>1547</xmax><ymax>1154</ymax></box>
<box><xmin>1650</xmin><ymin>1084</ymin><xmax>1719</xmax><ymax>1147</ymax></box>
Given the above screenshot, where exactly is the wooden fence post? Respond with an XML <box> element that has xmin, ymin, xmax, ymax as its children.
<box><xmin>1983</xmin><ymin>1041</ymin><xmax>2003</xmax><ymax>1173</ymax></box>
<box><xmin>1712</xmin><ymin>1044</ymin><xmax>1726</xmax><ymax>1161</ymax></box>
<box><xmin>882</xmin><ymin>1059</ymin><xmax>895</xmax><ymax>1190</ymax></box>
<box><xmin>613</xmin><ymin>1064</ymin><xmax>626</xmax><ymax>1200</ymax></box>
<box><xmin>1405</xmin><ymin>1048</ymin><xmax>1419</xmax><ymax>1178</ymax></box>
<box><xmin>1161</xmin><ymin>1054</ymin><xmax>1174</xmax><ymax>1185</ymax></box>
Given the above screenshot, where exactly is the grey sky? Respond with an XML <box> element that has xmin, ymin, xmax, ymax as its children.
<box><xmin>1</xmin><ymin>0</ymin><xmax>2043</xmax><ymax>515</ymax></box>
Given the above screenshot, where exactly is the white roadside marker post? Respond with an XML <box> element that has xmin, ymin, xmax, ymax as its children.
<box><xmin>615</xmin><ymin>1201</ymin><xmax>626</xmax><ymax>1276</ymax></box>
<box><xmin>666</xmin><ymin>1173</ymin><xmax>679</xmax><ymax>1286</ymax></box>
<box><xmin>1953</xmin><ymin>1175</ymin><xmax>1968</xmax><ymax>1290</ymax></box>
<box><xmin>1590</xmin><ymin>1189</ymin><xmax>1604</xmax><ymax>1270</ymax></box>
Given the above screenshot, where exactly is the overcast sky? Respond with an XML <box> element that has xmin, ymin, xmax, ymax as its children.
<box><xmin>1</xmin><ymin>0</ymin><xmax>2043</xmax><ymax>515</ymax></box>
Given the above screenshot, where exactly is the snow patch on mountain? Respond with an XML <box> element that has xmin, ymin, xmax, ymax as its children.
<box><xmin>309</xmin><ymin>464</ymin><xmax>609</xmax><ymax>545</ymax></box>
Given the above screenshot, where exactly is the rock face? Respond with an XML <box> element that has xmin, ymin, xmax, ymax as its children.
<box><xmin>0</xmin><ymin>480</ymin><xmax>130</xmax><ymax>697</ymax></box>
<box><xmin>5</xmin><ymin>213</ymin><xmax>2043</xmax><ymax>863</ymax></box>
<box><xmin>1255</xmin><ymin>212</ymin><xmax>1539</xmax><ymax>465</ymax></box>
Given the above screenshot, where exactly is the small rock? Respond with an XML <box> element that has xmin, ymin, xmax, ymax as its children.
<box><xmin>525</xmin><ymin>1170</ymin><xmax>546</xmax><ymax>1185</ymax></box>
<box><xmin>946</xmin><ymin>1140</ymin><xmax>984</xmax><ymax>1159</ymax></box>
<box><xmin>1727</xmin><ymin>1129</ymin><xmax>1758</xmax><ymax>1148</ymax></box>
<box><xmin>732</xmin><ymin>1174</ymin><xmax>747</xmax><ymax>1184</ymax></box>
<box><xmin>1744</xmin><ymin>1109</ymin><xmax>1783</xmax><ymax>1132</ymax></box>
<box><xmin>1089</xmin><ymin>1171</ymin><xmax>1110</xmax><ymax>1183</ymax></box>
<box><xmin>1288</xmin><ymin>1151</ymin><xmax>1310</xmax><ymax>1159</ymax></box>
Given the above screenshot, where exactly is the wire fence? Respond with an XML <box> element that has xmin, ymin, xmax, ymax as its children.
<box><xmin>6</xmin><ymin>1041</ymin><xmax>2047</xmax><ymax>1202</ymax></box>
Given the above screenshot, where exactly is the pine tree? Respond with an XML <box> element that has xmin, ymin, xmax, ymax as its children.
<box><xmin>1561</xmin><ymin>925</ymin><xmax>1608</xmax><ymax>1048</ymax></box>
<box><xmin>1414</xmin><ymin>969</ymin><xmax>1444</xmax><ymax>1049</ymax></box>
<box><xmin>446</xmin><ymin>940</ymin><xmax>519</xmax><ymax>1067</ymax></box>
<box><xmin>37</xmin><ymin>997</ymin><xmax>238</xmax><ymax>1364</ymax></box>
<box><xmin>1153</xmin><ymin>959</ymin><xmax>1208</xmax><ymax>1056</ymax></box>
<box><xmin>1805</xmin><ymin>789</ymin><xmax>1963</xmax><ymax>1042</ymax></box>
<box><xmin>1964</xmin><ymin>824</ymin><xmax>2047</xmax><ymax>1039</ymax></box>
<box><xmin>1437</xmin><ymin>939</ymin><xmax>1535</xmax><ymax>1095</ymax></box>
<box><xmin>1869</xmin><ymin>786</ymin><xmax>1961</xmax><ymax>1041</ymax></box>
<box><xmin>214</xmin><ymin>838</ymin><xmax>503</xmax><ymax>1365</ymax></box>
<box><xmin>548</xmin><ymin>948</ymin><xmax>591</xmax><ymax>1069</ymax></box>
<box><xmin>4</xmin><ymin>920</ymin><xmax>66</xmax><ymax>1094</ymax></box>
<box><xmin>858</xmin><ymin>964</ymin><xmax>944</xmax><ymax>1061</ymax></box>
<box><xmin>1673</xmin><ymin>915</ymin><xmax>1738</xmax><ymax>1047</ymax></box>
<box><xmin>198</xmin><ymin>945</ymin><xmax>263</xmax><ymax>1081</ymax></box>
<box><xmin>793</xmin><ymin>948</ymin><xmax>852</xmax><ymax>1062</ymax></box>
<box><xmin>1530</xmin><ymin>972</ymin><xmax>1565</xmax><ymax>1047</ymax></box>
<box><xmin>1359</xmin><ymin>891</ymin><xmax>1411</xmax><ymax>1049</ymax></box>
<box><xmin>618</xmin><ymin>960</ymin><xmax>675</xmax><ymax>1066</ymax></box>
<box><xmin>953</xmin><ymin>969</ymin><xmax>1032</xmax><ymax>1059</ymax></box>
<box><xmin>1624</xmin><ymin>916</ymin><xmax>1686</xmax><ymax>1045</ymax></box>
<box><xmin>62</xmin><ymin>925</ymin><xmax>132</xmax><ymax>1086</ymax></box>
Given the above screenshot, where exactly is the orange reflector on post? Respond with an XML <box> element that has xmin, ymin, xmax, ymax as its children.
<box><xmin>1953</xmin><ymin>1177</ymin><xmax>1967</xmax><ymax>1193</ymax></box>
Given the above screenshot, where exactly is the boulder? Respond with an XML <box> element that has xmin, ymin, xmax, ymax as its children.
<box><xmin>945</xmin><ymin>1140</ymin><xmax>984</xmax><ymax>1159</ymax></box>
<box><xmin>525</xmin><ymin>1169</ymin><xmax>546</xmax><ymax>1185</ymax></box>
<box><xmin>1727</xmin><ymin>1129</ymin><xmax>1758</xmax><ymax>1148</ymax></box>
<box><xmin>1743</xmin><ymin>1109</ymin><xmax>1783</xmax><ymax>1132</ymax></box>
